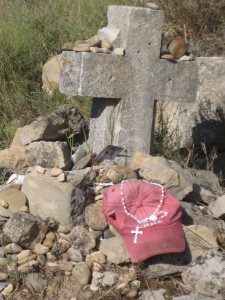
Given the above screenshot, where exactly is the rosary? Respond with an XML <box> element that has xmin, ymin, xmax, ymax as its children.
<box><xmin>120</xmin><ymin>180</ymin><xmax>168</xmax><ymax>244</ymax></box>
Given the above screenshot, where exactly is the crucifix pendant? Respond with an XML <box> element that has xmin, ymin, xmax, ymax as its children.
<box><xmin>131</xmin><ymin>226</ymin><xmax>143</xmax><ymax>244</ymax></box>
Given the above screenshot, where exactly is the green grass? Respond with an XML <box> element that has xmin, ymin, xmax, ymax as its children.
<box><xmin>0</xmin><ymin>0</ymin><xmax>224</xmax><ymax>154</ymax></box>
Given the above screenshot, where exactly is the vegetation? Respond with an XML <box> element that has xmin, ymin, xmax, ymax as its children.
<box><xmin>0</xmin><ymin>0</ymin><xmax>224</xmax><ymax>152</ymax></box>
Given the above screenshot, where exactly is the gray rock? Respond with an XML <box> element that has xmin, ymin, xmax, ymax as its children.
<box><xmin>140</xmin><ymin>289</ymin><xmax>167</xmax><ymax>300</ymax></box>
<box><xmin>138</xmin><ymin>155</ymin><xmax>193</xmax><ymax>200</ymax></box>
<box><xmin>25</xmin><ymin>141</ymin><xmax>71</xmax><ymax>170</ymax></box>
<box><xmin>101</xmin><ymin>271</ymin><xmax>119</xmax><ymax>287</ymax></box>
<box><xmin>181</xmin><ymin>251</ymin><xmax>225</xmax><ymax>298</ymax></box>
<box><xmin>146</xmin><ymin>3</ymin><xmax>159</xmax><ymax>10</ymax></box>
<box><xmin>181</xmin><ymin>202</ymin><xmax>225</xmax><ymax>247</ymax></box>
<box><xmin>208</xmin><ymin>195</ymin><xmax>225</xmax><ymax>219</ymax></box>
<box><xmin>0</xmin><ymin>206</ymin><xmax>11</xmax><ymax>219</ymax></box>
<box><xmin>20</xmin><ymin>104</ymin><xmax>88</xmax><ymax>145</ymax></box>
<box><xmin>67</xmin><ymin>247</ymin><xmax>83</xmax><ymax>262</ymax></box>
<box><xmin>0</xmin><ymin>188</ymin><xmax>27</xmax><ymax>213</ymax></box>
<box><xmin>85</xmin><ymin>201</ymin><xmax>107</xmax><ymax>231</ymax></box>
<box><xmin>22</xmin><ymin>170</ymin><xmax>91</xmax><ymax>229</ymax></box>
<box><xmin>99</xmin><ymin>236</ymin><xmax>130</xmax><ymax>264</ymax></box>
<box><xmin>25</xmin><ymin>273</ymin><xmax>47</xmax><ymax>294</ymax></box>
<box><xmin>72</xmin><ymin>262</ymin><xmax>91</xmax><ymax>285</ymax></box>
<box><xmin>3</xmin><ymin>212</ymin><xmax>48</xmax><ymax>249</ymax></box>
<box><xmin>173</xmin><ymin>295</ymin><xmax>224</xmax><ymax>300</ymax></box>
<box><xmin>68</xmin><ymin>226</ymin><xmax>96</xmax><ymax>255</ymax></box>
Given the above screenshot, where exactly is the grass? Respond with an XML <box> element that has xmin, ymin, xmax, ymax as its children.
<box><xmin>0</xmin><ymin>0</ymin><xmax>224</xmax><ymax>157</ymax></box>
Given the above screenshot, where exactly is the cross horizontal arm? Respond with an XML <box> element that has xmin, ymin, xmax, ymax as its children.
<box><xmin>59</xmin><ymin>52</ymin><xmax>127</xmax><ymax>98</ymax></box>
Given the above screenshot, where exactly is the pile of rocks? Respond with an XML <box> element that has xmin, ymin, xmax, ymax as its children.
<box><xmin>0</xmin><ymin>110</ymin><xmax>224</xmax><ymax>300</ymax></box>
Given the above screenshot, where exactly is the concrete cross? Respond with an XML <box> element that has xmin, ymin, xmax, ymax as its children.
<box><xmin>60</xmin><ymin>5</ymin><xmax>198</xmax><ymax>155</ymax></box>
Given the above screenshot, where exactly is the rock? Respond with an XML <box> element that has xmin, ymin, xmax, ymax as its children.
<box><xmin>94</xmin><ymin>194</ymin><xmax>103</xmax><ymax>201</ymax></box>
<box><xmin>181</xmin><ymin>202</ymin><xmax>225</xmax><ymax>247</ymax></box>
<box><xmin>85</xmin><ymin>35</ymin><xmax>101</xmax><ymax>47</ymax></box>
<box><xmin>181</xmin><ymin>251</ymin><xmax>225</xmax><ymax>297</ymax></box>
<box><xmin>0</xmin><ymin>206</ymin><xmax>11</xmax><ymax>218</ymax></box>
<box><xmin>208</xmin><ymin>195</ymin><xmax>225</xmax><ymax>219</ymax></box>
<box><xmin>103</xmin><ymin>165</ymin><xmax>138</xmax><ymax>184</ymax></box>
<box><xmin>101</xmin><ymin>39</ymin><xmax>112</xmax><ymax>49</ymax></box>
<box><xmin>73</xmin><ymin>44</ymin><xmax>91</xmax><ymax>52</ymax></box>
<box><xmin>42</xmin><ymin>54</ymin><xmax>62</xmax><ymax>98</ymax></box>
<box><xmin>4</xmin><ymin>243</ymin><xmax>22</xmax><ymax>254</ymax></box>
<box><xmin>0</xmin><ymin>126</ymin><xmax>28</xmax><ymax>170</ymax></box>
<box><xmin>167</xmin><ymin>37</ymin><xmax>188</xmax><ymax>59</ymax></box>
<box><xmin>61</xmin><ymin>42</ymin><xmax>77</xmax><ymax>50</ymax></box>
<box><xmin>0</xmin><ymin>273</ymin><xmax>8</xmax><ymax>281</ymax></box>
<box><xmin>18</xmin><ymin>260</ymin><xmax>39</xmax><ymax>273</ymax></box>
<box><xmin>125</xmin><ymin>289</ymin><xmax>138</xmax><ymax>299</ymax></box>
<box><xmin>90</xmin><ymin>47</ymin><xmax>111</xmax><ymax>54</ymax></box>
<box><xmin>35</xmin><ymin>166</ymin><xmax>46</xmax><ymax>174</ymax></box>
<box><xmin>43</xmin><ymin>232</ymin><xmax>55</xmax><ymax>248</ymax></box>
<box><xmin>99</xmin><ymin>236</ymin><xmax>130</xmax><ymax>264</ymax></box>
<box><xmin>113</xmin><ymin>48</ymin><xmax>125</xmax><ymax>56</ymax></box>
<box><xmin>25</xmin><ymin>273</ymin><xmax>47</xmax><ymax>294</ymax></box>
<box><xmin>85</xmin><ymin>251</ymin><xmax>106</xmax><ymax>268</ymax></box>
<box><xmin>0</xmin><ymin>199</ymin><xmax>8</xmax><ymax>209</ymax></box>
<box><xmin>173</xmin><ymin>296</ymin><xmax>224</xmax><ymax>300</ymax></box>
<box><xmin>67</xmin><ymin>247</ymin><xmax>83</xmax><ymax>262</ymax></box>
<box><xmin>50</xmin><ymin>168</ymin><xmax>62</xmax><ymax>177</ymax></box>
<box><xmin>0</xmin><ymin>188</ymin><xmax>27</xmax><ymax>213</ymax></box>
<box><xmin>1</xmin><ymin>283</ymin><xmax>13</xmax><ymax>296</ymax></box>
<box><xmin>57</xmin><ymin>173</ymin><xmax>66</xmax><ymax>182</ymax></box>
<box><xmin>3</xmin><ymin>212</ymin><xmax>48</xmax><ymax>249</ymax></box>
<box><xmin>57</xmin><ymin>225</ymin><xmax>70</xmax><ymax>234</ymax></box>
<box><xmin>46</xmin><ymin>262</ymin><xmax>60</xmax><ymax>272</ymax></box>
<box><xmin>145</xmin><ymin>2</ymin><xmax>159</xmax><ymax>10</ymax></box>
<box><xmin>101</xmin><ymin>271</ymin><xmax>119</xmax><ymax>287</ymax></box>
<box><xmin>74</xmin><ymin>154</ymin><xmax>94</xmax><ymax>170</ymax></box>
<box><xmin>160</xmin><ymin>53</ymin><xmax>175</xmax><ymax>60</ymax></box>
<box><xmin>85</xmin><ymin>201</ymin><xmax>107</xmax><ymax>231</ymax></box>
<box><xmin>20</xmin><ymin>104</ymin><xmax>88</xmax><ymax>145</ymax></box>
<box><xmin>20</xmin><ymin>205</ymin><xmax>29</xmax><ymax>212</ymax></box>
<box><xmin>68</xmin><ymin>226</ymin><xmax>96</xmax><ymax>255</ymax></box>
<box><xmin>22</xmin><ymin>170</ymin><xmax>90</xmax><ymax>229</ymax></box>
<box><xmin>140</xmin><ymin>289</ymin><xmax>167</xmax><ymax>300</ymax></box>
<box><xmin>52</xmin><ymin>239</ymin><xmax>70</xmax><ymax>254</ymax></box>
<box><xmin>25</xmin><ymin>141</ymin><xmax>71</xmax><ymax>170</ymax></box>
<box><xmin>33</xmin><ymin>243</ymin><xmax>49</xmax><ymax>255</ymax></box>
<box><xmin>0</xmin><ymin>258</ymin><xmax>7</xmax><ymax>267</ymax></box>
<box><xmin>58</xmin><ymin>260</ymin><xmax>73</xmax><ymax>272</ymax></box>
<box><xmin>17</xmin><ymin>254</ymin><xmax>37</xmax><ymax>266</ymax></box>
<box><xmin>72</xmin><ymin>262</ymin><xmax>91</xmax><ymax>285</ymax></box>
<box><xmin>17</xmin><ymin>250</ymin><xmax>31</xmax><ymax>261</ymax></box>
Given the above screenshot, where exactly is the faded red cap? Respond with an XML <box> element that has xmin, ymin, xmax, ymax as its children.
<box><xmin>102</xmin><ymin>180</ymin><xmax>185</xmax><ymax>263</ymax></box>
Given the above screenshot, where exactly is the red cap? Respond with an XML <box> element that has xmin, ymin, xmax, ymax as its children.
<box><xmin>102</xmin><ymin>180</ymin><xmax>185</xmax><ymax>263</ymax></box>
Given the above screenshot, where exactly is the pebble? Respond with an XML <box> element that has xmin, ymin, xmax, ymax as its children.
<box><xmin>146</xmin><ymin>2</ymin><xmax>159</xmax><ymax>10</ymax></box>
<box><xmin>101</xmin><ymin>271</ymin><xmax>119</xmax><ymax>287</ymax></box>
<box><xmin>1</xmin><ymin>283</ymin><xmax>13</xmax><ymax>296</ymax></box>
<box><xmin>73</xmin><ymin>44</ymin><xmax>90</xmax><ymax>52</ymax></box>
<box><xmin>46</xmin><ymin>252</ymin><xmax>57</xmax><ymax>262</ymax></box>
<box><xmin>85</xmin><ymin>201</ymin><xmax>107</xmax><ymax>231</ymax></box>
<box><xmin>4</xmin><ymin>243</ymin><xmax>22</xmax><ymax>254</ymax></box>
<box><xmin>17</xmin><ymin>250</ymin><xmax>31</xmax><ymax>261</ymax></box>
<box><xmin>18</xmin><ymin>260</ymin><xmax>39</xmax><ymax>273</ymax></box>
<box><xmin>57</xmin><ymin>225</ymin><xmax>70</xmax><ymax>234</ymax></box>
<box><xmin>0</xmin><ymin>206</ymin><xmax>11</xmax><ymax>218</ymax></box>
<box><xmin>58</xmin><ymin>260</ymin><xmax>73</xmax><ymax>272</ymax></box>
<box><xmin>0</xmin><ymin>273</ymin><xmax>8</xmax><ymax>281</ymax></box>
<box><xmin>67</xmin><ymin>247</ymin><xmax>83</xmax><ymax>263</ymax></box>
<box><xmin>35</xmin><ymin>166</ymin><xmax>46</xmax><ymax>174</ymax></box>
<box><xmin>95</xmin><ymin>194</ymin><xmax>103</xmax><ymax>201</ymax></box>
<box><xmin>57</xmin><ymin>173</ymin><xmax>66</xmax><ymax>182</ymax></box>
<box><xmin>46</xmin><ymin>262</ymin><xmax>60</xmax><ymax>272</ymax></box>
<box><xmin>50</xmin><ymin>168</ymin><xmax>62</xmax><ymax>177</ymax></box>
<box><xmin>43</xmin><ymin>232</ymin><xmax>55</xmax><ymax>248</ymax></box>
<box><xmin>85</xmin><ymin>251</ymin><xmax>106</xmax><ymax>268</ymax></box>
<box><xmin>101</xmin><ymin>39</ymin><xmax>112</xmax><ymax>49</ymax></box>
<box><xmin>33</xmin><ymin>243</ymin><xmax>49</xmax><ymax>255</ymax></box>
<box><xmin>0</xmin><ymin>199</ymin><xmax>9</xmax><ymax>208</ymax></box>
<box><xmin>17</xmin><ymin>254</ymin><xmax>37</xmax><ymax>265</ymax></box>
<box><xmin>113</xmin><ymin>48</ymin><xmax>125</xmax><ymax>56</ymax></box>
<box><xmin>126</xmin><ymin>289</ymin><xmax>138</xmax><ymax>298</ymax></box>
<box><xmin>0</xmin><ymin>258</ymin><xmax>7</xmax><ymax>267</ymax></box>
<box><xmin>52</xmin><ymin>239</ymin><xmax>70</xmax><ymax>253</ymax></box>
<box><xmin>19</xmin><ymin>205</ymin><xmax>29</xmax><ymax>212</ymax></box>
<box><xmin>72</xmin><ymin>262</ymin><xmax>91</xmax><ymax>285</ymax></box>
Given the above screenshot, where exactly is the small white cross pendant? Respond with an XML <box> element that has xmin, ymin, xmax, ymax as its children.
<box><xmin>131</xmin><ymin>226</ymin><xmax>143</xmax><ymax>244</ymax></box>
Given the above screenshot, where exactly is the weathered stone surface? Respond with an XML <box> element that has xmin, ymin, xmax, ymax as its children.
<box><xmin>18</xmin><ymin>260</ymin><xmax>39</xmax><ymax>273</ymax></box>
<box><xmin>99</xmin><ymin>236</ymin><xmax>130</xmax><ymax>264</ymax></box>
<box><xmin>181</xmin><ymin>202</ymin><xmax>225</xmax><ymax>247</ymax></box>
<box><xmin>58</xmin><ymin>260</ymin><xmax>73</xmax><ymax>272</ymax></box>
<box><xmin>25</xmin><ymin>273</ymin><xmax>47</xmax><ymax>294</ymax></box>
<box><xmin>60</xmin><ymin>6</ymin><xmax>198</xmax><ymax>155</ymax></box>
<box><xmin>3</xmin><ymin>212</ymin><xmax>48</xmax><ymax>249</ymax></box>
<box><xmin>4</xmin><ymin>243</ymin><xmax>22</xmax><ymax>254</ymax></box>
<box><xmin>173</xmin><ymin>296</ymin><xmax>223</xmax><ymax>300</ymax></box>
<box><xmin>85</xmin><ymin>251</ymin><xmax>106</xmax><ymax>268</ymax></box>
<box><xmin>0</xmin><ymin>206</ymin><xmax>11</xmax><ymax>218</ymax></box>
<box><xmin>138</xmin><ymin>154</ymin><xmax>193</xmax><ymax>200</ymax></box>
<box><xmin>103</xmin><ymin>165</ymin><xmax>138</xmax><ymax>184</ymax></box>
<box><xmin>72</xmin><ymin>262</ymin><xmax>91</xmax><ymax>285</ymax></box>
<box><xmin>140</xmin><ymin>289</ymin><xmax>167</xmax><ymax>300</ymax></box>
<box><xmin>33</xmin><ymin>243</ymin><xmax>49</xmax><ymax>255</ymax></box>
<box><xmin>101</xmin><ymin>271</ymin><xmax>119</xmax><ymax>287</ymax></box>
<box><xmin>0</xmin><ymin>126</ymin><xmax>28</xmax><ymax>170</ymax></box>
<box><xmin>22</xmin><ymin>170</ymin><xmax>90</xmax><ymax>229</ymax></box>
<box><xmin>181</xmin><ymin>251</ymin><xmax>225</xmax><ymax>298</ymax></box>
<box><xmin>25</xmin><ymin>141</ymin><xmax>71</xmax><ymax>170</ymax></box>
<box><xmin>68</xmin><ymin>226</ymin><xmax>96</xmax><ymax>255</ymax></box>
<box><xmin>85</xmin><ymin>201</ymin><xmax>107</xmax><ymax>231</ymax></box>
<box><xmin>42</xmin><ymin>54</ymin><xmax>62</xmax><ymax>98</ymax></box>
<box><xmin>0</xmin><ymin>188</ymin><xmax>27</xmax><ymax>213</ymax></box>
<box><xmin>159</xmin><ymin>58</ymin><xmax>225</xmax><ymax>154</ymax></box>
<box><xmin>67</xmin><ymin>247</ymin><xmax>83</xmax><ymax>262</ymax></box>
<box><xmin>208</xmin><ymin>195</ymin><xmax>225</xmax><ymax>219</ymax></box>
<box><xmin>21</xmin><ymin>104</ymin><xmax>88</xmax><ymax>145</ymax></box>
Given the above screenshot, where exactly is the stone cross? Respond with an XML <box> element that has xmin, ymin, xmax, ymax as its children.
<box><xmin>60</xmin><ymin>5</ymin><xmax>198</xmax><ymax>155</ymax></box>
